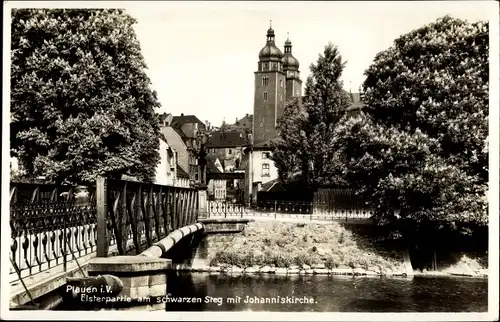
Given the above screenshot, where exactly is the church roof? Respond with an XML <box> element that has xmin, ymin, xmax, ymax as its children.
<box><xmin>258</xmin><ymin>24</ymin><xmax>283</xmax><ymax>62</ymax></box>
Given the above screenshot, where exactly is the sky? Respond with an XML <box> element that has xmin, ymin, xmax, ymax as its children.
<box><xmin>123</xmin><ymin>1</ymin><xmax>492</xmax><ymax>127</ymax></box>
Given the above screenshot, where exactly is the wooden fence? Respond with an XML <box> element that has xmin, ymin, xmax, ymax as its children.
<box><xmin>312</xmin><ymin>188</ymin><xmax>373</xmax><ymax>220</ymax></box>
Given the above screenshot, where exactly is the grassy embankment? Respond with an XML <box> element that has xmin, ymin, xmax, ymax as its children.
<box><xmin>206</xmin><ymin>221</ymin><xmax>407</xmax><ymax>274</ymax></box>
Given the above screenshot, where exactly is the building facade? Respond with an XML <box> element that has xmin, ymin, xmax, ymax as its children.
<box><xmin>155</xmin><ymin>137</ymin><xmax>177</xmax><ymax>186</ymax></box>
<box><xmin>206</xmin><ymin>130</ymin><xmax>249</xmax><ymax>172</ymax></box>
<box><xmin>170</xmin><ymin>113</ymin><xmax>207</xmax><ymax>185</ymax></box>
<box><xmin>206</xmin><ymin>157</ymin><xmax>227</xmax><ymax>200</ymax></box>
<box><xmin>243</xmin><ymin>139</ymin><xmax>280</xmax><ymax>204</ymax></box>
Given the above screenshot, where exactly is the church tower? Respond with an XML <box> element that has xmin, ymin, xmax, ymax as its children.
<box><xmin>253</xmin><ymin>23</ymin><xmax>287</xmax><ymax>144</ymax></box>
<box><xmin>282</xmin><ymin>34</ymin><xmax>302</xmax><ymax>101</ymax></box>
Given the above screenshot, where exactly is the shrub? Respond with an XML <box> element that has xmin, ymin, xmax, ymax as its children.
<box><xmin>303</xmin><ymin>252</ymin><xmax>322</xmax><ymax>266</ymax></box>
<box><xmin>271</xmin><ymin>252</ymin><xmax>294</xmax><ymax>268</ymax></box>
<box><xmin>338</xmin><ymin>232</ymin><xmax>345</xmax><ymax>244</ymax></box>
<box><xmin>294</xmin><ymin>255</ymin><xmax>306</xmax><ymax>267</ymax></box>
<box><xmin>325</xmin><ymin>256</ymin><xmax>336</xmax><ymax>269</ymax></box>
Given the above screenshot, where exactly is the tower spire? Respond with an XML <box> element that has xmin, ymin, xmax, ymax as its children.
<box><xmin>270</xmin><ymin>20</ymin><xmax>272</xmax><ymax>28</ymax></box>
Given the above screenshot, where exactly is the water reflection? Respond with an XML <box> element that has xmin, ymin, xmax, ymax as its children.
<box><xmin>166</xmin><ymin>273</ymin><xmax>487</xmax><ymax>312</ymax></box>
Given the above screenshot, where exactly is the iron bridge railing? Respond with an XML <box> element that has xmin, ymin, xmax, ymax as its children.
<box><xmin>207</xmin><ymin>200</ymin><xmax>373</xmax><ymax>221</ymax></box>
<box><xmin>10</xmin><ymin>179</ymin><xmax>202</xmax><ymax>281</ymax></box>
<box><xmin>10</xmin><ymin>183</ymin><xmax>97</xmax><ymax>281</ymax></box>
<box><xmin>96</xmin><ymin>178</ymin><xmax>199</xmax><ymax>257</ymax></box>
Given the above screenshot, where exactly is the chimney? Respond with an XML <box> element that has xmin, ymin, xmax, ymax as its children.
<box><xmin>246</xmin><ymin>113</ymin><xmax>249</xmax><ymax>118</ymax></box>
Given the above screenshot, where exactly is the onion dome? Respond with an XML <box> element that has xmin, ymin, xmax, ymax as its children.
<box><xmin>282</xmin><ymin>33</ymin><xmax>299</xmax><ymax>70</ymax></box>
<box><xmin>258</xmin><ymin>22</ymin><xmax>283</xmax><ymax>62</ymax></box>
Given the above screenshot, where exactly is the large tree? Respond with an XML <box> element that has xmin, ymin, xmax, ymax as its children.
<box><xmin>10</xmin><ymin>9</ymin><xmax>161</xmax><ymax>185</ymax></box>
<box><xmin>273</xmin><ymin>44</ymin><xmax>351</xmax><ymax>188</ymax></box>
<box><xmin>332</xmin><ymin>16</ymin><xmax>488</xmax><ymax>236</ymax></box>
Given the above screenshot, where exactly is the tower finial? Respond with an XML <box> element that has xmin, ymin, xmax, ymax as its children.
<box><xmin>270</xmin><ymin>20</ymin><xmax>272</xmax><ymax>28</ymax></box>
<box><xmin>287</xmin><ymin>32</ymin><xmax>289</xmax><ymax>40</ymax></box>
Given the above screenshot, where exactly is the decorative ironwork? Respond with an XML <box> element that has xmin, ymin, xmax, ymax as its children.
<box><xmin>208</xmin><ymin>199</ymin><xmax>372</xmax><ymax>221</ymax></box>
<box><xmin>10</xmin><ymin>183</ymin><xmax>97</xmax><ymax>280</ymax></box>
<box><xmin>96</xmin><ymin>178</ymin><xmax>199</xmax><ymax>257</ymax></box>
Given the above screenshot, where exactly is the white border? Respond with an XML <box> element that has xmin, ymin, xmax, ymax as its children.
<box><xmin>2</xmin><ymin>1</ymin><xmax>499</xmax><ymax>321</ymax></box>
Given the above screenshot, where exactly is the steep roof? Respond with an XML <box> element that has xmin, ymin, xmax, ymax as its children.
<box><xmin>171</xmin><ymin>114</ymin><xmax>206</xmax><ymax>130</ymax></box>
<box><xmin>343</xmin><ymin>91</ymin><xmax>364</xmax><ymax>110</ymax></box>
<box><xmin>233</xmin><ymin>114</ymin><xmax>253</xmax><ymax>129</ymax></box>
<box><xmin>260</xmin><ymin>179</ymin><xmax>282</xmax><ymax>192</ymax></box>
<box><xmin>176</xmin><ymin>165</ymin><xmax>190</xmax><ymax>179</ymax></box>
<box><xmin>207</xmin><ymin>131</ymin><xmax>248</xmax><ymax>148</ymax></box>
<box><xmin>160</xmin><ymin>126</ymin><xmax>187</xmax><ymax>152</ymax></box>
<box><xmin>253</xmin><ymin>137</ymin><xmax>280</xmax><ymax>149</ymax></box>
<box><xmin>206</xmin><ymin>158</ymin><xmax>223</xmax><ymax>174</ymax></box>
<box><xmin>173</xmin><ymin>127</ymin><xmax>187</xmax><ymax>139</ymax></box>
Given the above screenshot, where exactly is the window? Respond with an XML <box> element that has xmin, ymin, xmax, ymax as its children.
<box><xmin>263</xmin><ymin>92</ymin><xmax>268</xmax><ymax>101</ymax></box>
<box><xmin>262</xmin><ymin>76</ymin><xmax>269</xmax><ymax>87</ymax></box>
<box><xmin>264</xmin><ymin>63</ymin><xmax>268</xmax><ymax>70</ymax></box>
<box><xmin>280</xmin><ymin>79</ymin><xmax>283</xmax><ymax>87</ymax></box>
<box><xmin>262</xmin><ymin>164</ymin><xmax>270</xmax><ymax>177</ymax></box>
<box><xmin>262</xmin><ymin>152</ymin><xmax>270</xmax><ymax>159</ymax></box>
<box><xmin>272</xmin><ymin>63</ymin><xmax>277</xmax><ymax>70</ymax></box>
<box><xmin>280</xmin><ymin>94</ymin><xmax>283</xmax><ymax>102</ymax></box>
<box><xmin>228</xmin><ymin>149</ymin><xmax>232</xmax><ymax>155</ymax></box>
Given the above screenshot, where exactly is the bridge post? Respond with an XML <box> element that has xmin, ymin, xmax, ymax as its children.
<box><xmin>197</xmin><ymin>187</ymin><xmax>208</xmax><ymax>219</ymax></box>
<box><xmin>96</xmin><ymin>177</ymin><xmax>108</xmax><ymax>257</ymax></box>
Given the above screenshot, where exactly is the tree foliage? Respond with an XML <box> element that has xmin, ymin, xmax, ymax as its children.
<box><xmin>10</xmin><ymin>9</ymin><xmax>161</xmax><ymax>185</ymax></box>
<box><xmin>332</xmin><ymin>16</ymin><xmax>488</xmax><ymax>234</ymax></box>
<box><xmin>273</xmin><ymin>44</ymin><xmax>351</xmax><ymax>188</ymax></box>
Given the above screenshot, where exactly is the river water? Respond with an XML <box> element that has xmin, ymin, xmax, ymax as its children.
<box><xmin>164</xmin><ymin>272</ymin><xmax>487</xmax><ymax>312</ymax></box>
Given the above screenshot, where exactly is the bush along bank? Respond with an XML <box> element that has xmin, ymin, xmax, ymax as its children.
<box><xmin>188</xmin><ymin>221</ymin><xmax>413</xmax><ymax>277</ymax></box>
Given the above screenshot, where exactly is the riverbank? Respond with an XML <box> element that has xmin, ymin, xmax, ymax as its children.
<box><xmin>205</xmin><ymin>221</ymin><xmax>408</xmax><ymax>275</ymax></box>
<box><xmin>180</xmin><ymin>221</ymin><xmax>488</xmax><ymax>278</ymax></box>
